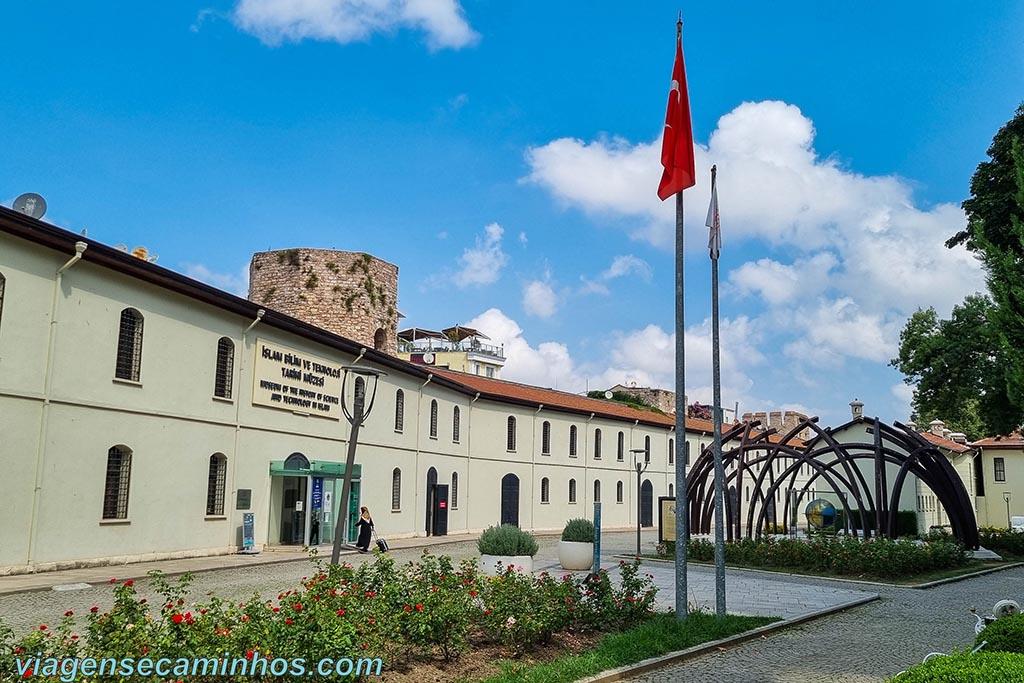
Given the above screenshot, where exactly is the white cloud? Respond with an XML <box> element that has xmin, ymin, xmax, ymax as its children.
<box><xmin>454</xmin><ymin>222</ymin><xmax>507</xmax><ymax>287</ymax></box>
<box><xmin>518</xmin><ymin>231</ymin><xmax>528</xmax><ymax>245</ymax></box>
<box><xmin>522</xmin><ymin>280</ymin><xmax>557</xmax><ymax>318</ymax></box>
<box><xmin>890</xmin><ymin>382</ymin><xmax>915</xmax><ymax>421</ymax></box>
<box><xmin>463</xmin><ymin>309</ymin><xmax>579</xmax><ymax>391</ymax></box>
<box><xmin>231</xmin><ymin>0</ymin><xmax>478</xmax><ymax>50</ymax></box>
<box><xmin>601</xmin><ymin>254</ymin><xmax>652</xmax><ymax>281</ymax></box>
<box><xmin>729</xmin><ymin>252</ymin><xmax>837</xmax><ymax>305</ymax></box>
<box><xmin>181</xmin><ymin>263</ymin><xmax>250</xmax><ymax>297</ymax></box>
<box><xmin>782</xmin><ymin>298</ymin><xmax>901</xmax><ymax>365</ymax></box>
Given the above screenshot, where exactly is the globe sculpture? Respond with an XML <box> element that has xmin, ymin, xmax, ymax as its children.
<box><xmin>805</xmin><ymin>499</ymin><xmax>837</xmax><ymax>530</ymax></box>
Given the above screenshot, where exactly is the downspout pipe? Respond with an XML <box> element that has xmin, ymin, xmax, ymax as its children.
<box><xmin>231</xmin><ymin>308</ymin><xmax>264</xmax><ymax>548</ymax></box>
<box><xmin>28</xmin><ymin>242</ymin><xmax>87</xmax><ymax>566</ymax></box>
<box><xmin>414</xmin><ymin>372</ymin><xmax>433</xmax><ymax>536</ymax></box>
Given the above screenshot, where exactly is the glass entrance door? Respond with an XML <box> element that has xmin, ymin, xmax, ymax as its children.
<box><xmin>316</xmin><ymin>477</ymin><xmax>344</xmax><ymax>546</ymax></box>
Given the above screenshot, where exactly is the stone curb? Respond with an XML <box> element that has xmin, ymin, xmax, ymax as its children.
<box><xmin>624</xmin><ymin>555</ymin><xmax>1024</xmax><ymax>590</ymax></box>
<box><xmin>575</xmin><ymin>593</ymin><xmax>880</xmax><ymax>683</ymax></box>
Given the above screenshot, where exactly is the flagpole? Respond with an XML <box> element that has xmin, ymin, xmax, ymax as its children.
<box><xmin>709</xmin><ymin>164</ymin><xmax>727</xmax><ymax>616</ymax></box>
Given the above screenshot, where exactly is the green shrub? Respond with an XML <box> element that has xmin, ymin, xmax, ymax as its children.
<box><xmin>478</xmin><ymin>525</ymin><xmax>539</xmax><ymax>557</ymax></box>
<box><xmin>979</xmin><ymin>527</ymin><xmax>1024</xmax><ymax>556</ymax></box>
<box><xmin>561</xmin><ymin>518</ymin><xmax>595</xmax><ymax>543</ymax></box>
<box><xmin>889</xmin><ymin>651</ymin><xmax>1024</xmax><ymax>682</ymax></box>
<box><xmin>977</xmin><ymin>613</ymin><xmax>1024</xmax><ymax>653</ymax></box>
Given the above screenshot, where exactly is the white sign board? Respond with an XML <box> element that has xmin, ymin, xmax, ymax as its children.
<box><xmin>252</xmin><ymin>339</ymin><xmax>343</xmax><ymax>420</ymax></box>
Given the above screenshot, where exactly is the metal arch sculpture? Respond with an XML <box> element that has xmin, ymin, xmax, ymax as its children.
<box><xmin>685</xmin><ymin>415</ymin><xmax>979</xmax><ymax>549</ymax></box>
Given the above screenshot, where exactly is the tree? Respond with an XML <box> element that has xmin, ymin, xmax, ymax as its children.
<box><xmin>946</xmin><ymin>104</ymin><xmax>1024</xmax><ymax>427</ymax></box>
<box><xmin>890</xmin><ymin>295</ymin><xmax>1015</xmax><ymax>440</ymax></box>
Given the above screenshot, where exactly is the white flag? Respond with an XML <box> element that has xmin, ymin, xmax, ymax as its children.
<box><xmin>706</xmin><ymin>171</ymin><xmax>721</xmax><ymax>259</ymax></box>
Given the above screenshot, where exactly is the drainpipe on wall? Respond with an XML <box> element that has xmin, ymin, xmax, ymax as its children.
<box><xmin>232</xmin><ymin>309</ymin><xmax>263</xmax><ymax>549</ymax></box>
<box><xmin>28</xmin><ymin>242</ymin><xmax>87</xmax><ymax>567</ymax></box>
<box><xmin>414</xmin><ymin>373</ymin><xmax>433</xmax><ymax>536</ymax></box>
<box><xmin>531</xmin><ymin>404</ymin><xmax>543</xmax><ymax>531</ymax></box>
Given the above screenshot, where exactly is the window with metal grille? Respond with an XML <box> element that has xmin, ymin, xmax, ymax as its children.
<box><xmin>617</xmin><ymin>431</ymin><xmax>624</xmax><ymax>461</ymax></box>
<box><xmin>453</xmin><ymin>406</ymin><xmax>460</xmax><ymax>442</ymax></box>
<box><xmin>207</xmin><ymin>453</ymin><xmax>227</xmax><ymax>515</ymax></box>
<box><xmin>115</xmin><ymin>309</ymin><xmax>144</xmax><ymax>381</ymax></box>
<box><xmin>391</xmin><ymin>468</ymin><xmax>402</xmax><ymax>510</ymax></box>
<box><xmin>568</xmin><ymin>478</ymin><xmax>576</xmax><ymax>503</ymax></box>
<box><xmin>214</xmin><ymin>337</ymin><xmax>234</xmax><ymax>399</ymax></box>
<box><xmin>593</xmin><ymin>479</ymin><xmax>601</xmax><ymax>503</ymax></box>
<box><xmin>395</xmin><ymin>389</ymin><xmax>404</xmax><ymax>432</ymax></box>
<box><xmin>102</xmin><ymin>445</ymin><xmax>132</xmax><ymax>519</ymax></box>
<box><xmin>995</xmin><ymin>457</ymin><xmax>1006</xmax><ymax>482</ymax></box>
<box><xmin>506</xmin><ymin>416</ymin><xmax>516</xmax><ymax>451</ymax></box>
<box><xmin>669</xmin><ymin>438</ymin><xmax>674</xmax><ymax>464</ymax></box>
<box><xmin>594</xmin><ymin>428</ymin><xmax>602</xmax><ymax>459</ymax></box>
<box><xmin>616</xmin><ymin>480</ymin><xmax>623</xmax><ymax>503</ymax></box>
<box><xmin>644</xmin><ymin>435</ymin><xmax>651</xmax><ymax>463</ymax></box>
<box><xmin>430</xmin><ymin>400</ymin><xmax>438</xmax><ymax>438</ymax></box>
<box><xmin>542</xmin><ymin>421</ymin><xmax>551</xmax><ymax>454</ymax></box>
<box><xmin>451</xmin><ymin>472</ymin><xmax>459</xmax><ymax>509</ymax></box>
<box><xmin>0</xmin><ymin>272</ymin><xmax>6</xmax><ymax>335</ymax></box>
<box><xmin>541</xmin><ymin>477</ymin><xmax>550</xmax><ymax>503</ymax></box>
<box><xmin>569</xmin><ymin>425</ymin><xmax>577</xmax><ymax>456</ymax></box>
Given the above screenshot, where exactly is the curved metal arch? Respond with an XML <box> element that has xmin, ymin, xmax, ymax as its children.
<box><xmin>686</xmin><ymin>415</ymin><xmax>979</xmax><ymax>549</ymax></box>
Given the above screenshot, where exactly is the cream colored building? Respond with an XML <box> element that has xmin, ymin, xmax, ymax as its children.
<box><xmin>970</xmin><ymin>432</ymin><xmax>1024</xmax><ymax>528</ymax></box>
<box><xmin>0</xmin><ymin>207</ymin><xmax>721</xmax><ymax>575</ymax></box>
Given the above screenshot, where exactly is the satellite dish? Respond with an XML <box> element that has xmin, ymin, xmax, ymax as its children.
<box><xmin>604</xmin><ymin>390</ymin><xmax>614</xmax><ymax>399</ymax></box>
<box><xmin>13</xmin><ymin>193</ymin><xmax>46</xmax><ymax>219</ymax></box>
<box><xmin>422</xmin><ymin>352</ymin><xmax>435</xmax><ymax>365</ymax></box>
<box><xmin>114</xmin><ymin>244</ymin><xmax>128</xmax><ymax>252</ymax></box>
<box><xmin>994</xmin><ymin>599</ymin><xmax>1020</xmax><ymax>619</ymax></box>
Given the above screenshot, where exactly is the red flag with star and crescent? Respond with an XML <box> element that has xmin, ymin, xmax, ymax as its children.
<box><xmin>657</xmin><ymin>30</ymin><xmax>696</xmax><ymax>200</ymax></box>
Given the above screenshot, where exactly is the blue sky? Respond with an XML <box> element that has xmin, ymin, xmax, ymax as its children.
<box><xmin>3</xmin><ymin>1</ymin><xmax>1023</xmax><ymax>428</ymax></box>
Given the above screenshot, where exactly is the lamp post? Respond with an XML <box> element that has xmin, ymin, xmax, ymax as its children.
<box><xmin>1004</xmin><ymin>492</ymin><xmax>1013</xmax><ymax>528</ymax></box>
<box><xmin>330</xmin><ymin>365</ymin><xmax>385</xmax><ymax>565</ymax></box>
<box><xmin>630</xmin><ymin>447</ymin><xmax>650</xmax><ymax>556</ymax></box>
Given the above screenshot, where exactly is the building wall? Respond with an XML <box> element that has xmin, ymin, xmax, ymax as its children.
<box><xmin>975</xmin><ymin>447</ymin><xmax>1024</xmax><ymax>528</ymax></box>
<box><xmin>248</xmin><ymin>249</ymin><xmax>399</xmax><ymax>356</ymax></box>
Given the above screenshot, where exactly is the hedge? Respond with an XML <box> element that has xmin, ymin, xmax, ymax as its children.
<box><xmin>888</xmin><ymin>652</ymin><xmax>1024</xmax><ymax>682</ymax></box>
<box><xmin>976</xmin><ymin>613</ymin><xmax>1024</xmax><ymax>653</ymax></box>
<box><xmin>978</xmin><ymin>527</ymin><xmax>1024</xmax><ymax>556</ymax></box>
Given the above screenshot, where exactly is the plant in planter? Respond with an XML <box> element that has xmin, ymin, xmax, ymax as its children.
<box><xmin>559</xmin><ymin>518</ymin><xmax>595</xmax><ymax>571</ymax></box>
<box><xmin>477</xmin><ymin>524</ymin><xmax>539</xmax><ymax>575</ymax></box>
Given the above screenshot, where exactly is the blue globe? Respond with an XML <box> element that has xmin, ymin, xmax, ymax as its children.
<box><xmin>805</xmin><ymin>499</ymin><xmax>837</xmax><ymax>529</ymax></box>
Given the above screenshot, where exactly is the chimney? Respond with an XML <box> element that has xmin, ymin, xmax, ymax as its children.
<box><xmin>942</xmin><ymin>428</ymin><xmax>952</xmax><ymax>440</ymax></box>
<box><xmin>850</xmin><ymin>399</ymin><xmax>864</xmax><ymax>419</ymax></box>
<box><xmin>906</xmin><ymin>421</ymin><xmax>917</xmax><ymax>432</ymax></box>
<box><xmin>929</xmin><ymin>419</ymin><xmax>944</xmax><ymax>436</ymax></box>
<box><xmin>950</xmin><ymin>432</ymin><xmax>968</xmax><ymax>445</ymax></box>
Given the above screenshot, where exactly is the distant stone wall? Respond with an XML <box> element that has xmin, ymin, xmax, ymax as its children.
<box><xmin>248</xmin><ymin>249</ymin><xmax>399</xmax><ymax>356</ymax></box>
<box><xmin>608</xmin><ymin>385</ymin><xmax>678</xmax><ymax>414</ymax></box>
<box><xmin>742</xmin><ymin>410</ymin><xmax>811</xmax><ymax>441</ymax></box>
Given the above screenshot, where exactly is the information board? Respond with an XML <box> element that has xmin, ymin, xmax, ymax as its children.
<box><xmin>252</xmin><ymin>339</ymin><xmax>344</xmax><ymax>419</ymax></box>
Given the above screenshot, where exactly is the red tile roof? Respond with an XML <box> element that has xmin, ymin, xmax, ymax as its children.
<box><xmin>918</xmin><ymin>431</ymin><xmax>973</xmax><ymax>454</ymax></box>
<box><xmin>971</xmin><ymin>432</ymin><xmax>1024</xmax><ymax>450</ymax></box>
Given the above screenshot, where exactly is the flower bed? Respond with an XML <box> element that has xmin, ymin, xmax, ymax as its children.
<box><xmin>0</xmin><ymin>554</ymin><xmax>661</xmax><ymax>681</ymax></box>
<box><xmin>674</xmin><ymin>535</ymin><xmax>969</xmax><ymax>578</ymax></box>
<box><xmin>978</xmin><ymin>527</ymin><xmax>1024</xmax><ymax>557</ymax></box>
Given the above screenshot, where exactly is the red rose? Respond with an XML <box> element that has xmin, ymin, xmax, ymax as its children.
<box><xmin>140</xmin><ymin>599</ymin><xmax>147</xmax><ymax>604</ymax></box>
<box><xmin>64</xmin><ymin>610</ymin><xmax>74</xmax><ymax>617</ymax></box>
<box><xmin>285</xmin><ymin>618</ymin><xmax>294</xmax><ymax>625</ymax></box>
<box><xmin>246</xmin><ymin>650</ymin><xmax>255</xmax><ymax>660</ymax></box>
<box><xmin>125</xmin><ymin>580</ymin><xmax>134</xmax><ymax>587</ymax></box>
<box><xmin>415</xmin><ymin>604</ymin><xmax>423</xmax><ymax>612</ymax></box>
<box><xmin>109</xmin><ymin>578</ymin><xmax>117</xmax><ymax>584</ymax></box>
<box><xmin>39</xmin><ymin>625</ymin><xmax>47</xmax><ymax>631</ymax></box>
<box><xmin>293</xmin><ymin>603</ymin><xmax>302</xmax><ymax>611</ymax></box>
<box><xmin>336</xmin><ymin>609</ymin><xmax>345</xmax><ymax>616</ymax></box>
<box><xmin>90</xmin><ymin>607</ymin><xmax>99</xmax><ymax>614</ymax></box>
<box><xmin>172</xmin><ymin>614</ymin><xmax>184</xmax><ymax>624</ymax></box>
<box><xmin>404</xmin><ymin>605</ymin><xmax>411</xmax><ymax>612</ymax></box>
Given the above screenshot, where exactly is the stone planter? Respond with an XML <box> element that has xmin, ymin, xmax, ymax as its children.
<box><xmin>479</xmin><ymin>554</ymin><xmax>533</xmax><ymax>576</ymax></box>
<box><xmin>558</xmin><ymin>541</ymin><xmax>594</xmax><ymax>571</ymax></box>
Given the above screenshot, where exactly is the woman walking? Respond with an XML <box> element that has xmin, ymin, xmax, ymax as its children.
<box><xmin>355</xmin><ymin>506</ymin><xmax>374</xmax><ymax>553</ymax></box>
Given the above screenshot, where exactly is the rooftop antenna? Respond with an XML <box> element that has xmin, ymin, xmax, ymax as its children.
<box><xmin>13</xmin><ymin>193</ymin><xmax>46</xmax><ymax>219</ymax></box>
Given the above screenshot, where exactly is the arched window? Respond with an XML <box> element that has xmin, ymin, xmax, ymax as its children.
<box><xmin>644</xmin><ymin>435</ymin><xmax>651</xmax><ymax>463</ymax></box>
<box><xmin>0</xmin><ymin>272</ymin><xmax>6</xmax><ymax>334</ymax></box>
<box><xmin>569</xmin><ymin>425</ymin><xmax>578</xmax><ymax>456</ymax></box>
<box><xmin>429</xmin><ymin>399</ymin><xmax>438</xmax><ymax>438</ymax></box>
<box><xmin>394</xmin><ymin>389</ymin><xmax>405</xmax><ymax>432</ymax></box>
<box><xmin>391</xmin><ymin>468</ymin><xmax>402</xmax><ymax>511</ymax></box>
<box><xmin>541</xmin><ymin>421</ymin><xmax>551</xmax><ymax>455</ymax></box>
<box><xmin>568</xmin><ymin>478</ymin><xmax>577</xmax><ymax>504</ymax></box>
<box><xmin>541</xmin><ymin>477</ymin><xmax>550</xmax><ymax>503</ymax></box>
<box><xmin>451</xmin><ymin>472</ymin><xmax>459</xmax><ymax>509</ymax></box>
<box><xmin>507</xmin><ymin>416</ymin><xmax>517</xmax><ymax>451</ymax></box>
<box><xmin>373</xmin><ymin>328</ymin><xmax>386</xmax><ymax>351</ymax></box>
<box><xmin>115</xmin><ymin>308</ymin><xmax>144</xmax><ymax>381</ymax></box>
<box><xmin>214</xmin><ymin>337</ymin><xmax>235</xmax><ymax>399</ymax></box>
<box><xmin>594</xmin><ymin>429</ymin><xmax>602</xmax><ymax>459</ymax></box>
<box><xmin>616</xmin><ymin>480</ymin><xmax>624</xmax><ymax>503</ymax></box>
<box><xmin>668</xmin><ymin>438</ymin><xmax>674</xmax><ymax>464</ymax></box>
<box><xmin>594</xmin><ymin>479</ymin><xmax>601</xmax><ymax>503</ymax></box>
<box><xmin>617</xmin><ymin>431</ymin><xmax>625</xmax><ymax>461</ymax></box>
<box><xmin>207</xmin><ymin>453</ymin><xmax>227</xmax><ymax>515</ymax></box>
<box><xmin>453</xmin><ymin>406</ymin><xmax>461</xmax><ymax>442</ymax></box>
<box><xmin>103</xmin><ymin>445</ymin><xmax>132</xmax><ymax>519</ymax></box>
<box><xmin>668</xmin><ymin>483</ymin><xmax>674</xmax><ymax>497</ymax></box>
<box><xmin>354</xmin><ymin>377</ymin><xmax>366</xmax><ymax>404</ymax></box>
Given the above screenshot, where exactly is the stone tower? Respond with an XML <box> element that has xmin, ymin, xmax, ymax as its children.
<box><xmin>248</xmin><ymin>248</ymin><xmax>399</xmax><ymax>356</ymax></box>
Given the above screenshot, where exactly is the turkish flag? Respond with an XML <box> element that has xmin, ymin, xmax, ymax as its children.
<box><xmin>657</xmin><ymin>33</ymin><xmax>696</xmax><ymax>200</ymax></box>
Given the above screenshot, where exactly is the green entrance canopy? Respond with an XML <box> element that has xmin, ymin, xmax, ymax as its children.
<box><xmin>269</xmin><ymin>460</ymin><xmax>359</xmax><ymax>478</ymax></box>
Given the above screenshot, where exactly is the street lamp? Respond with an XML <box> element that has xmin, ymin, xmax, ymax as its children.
<box><xmin>630</xmin><ymin>447</ymin><xmax>650</xmax><ymax>556</ymax></box>
<box><xmin>330</xmin><ymin>364</ymin><xmax>385</xmax><ymax>565</ymax></box>
<box><xmin>1004</xmin><ymin>492</ymin><xmax>1013</xmax><ymax>528</ymax></box>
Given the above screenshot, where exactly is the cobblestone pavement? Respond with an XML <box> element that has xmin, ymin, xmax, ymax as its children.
<box><xmin>626</xmin><ymin>565</ymin><xmax>1024</xmax><ymax>683</ymax></box>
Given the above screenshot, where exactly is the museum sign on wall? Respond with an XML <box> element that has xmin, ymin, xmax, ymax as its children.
<box><xmin>252</xmin><ymin>339</ymin><xmax>343</xmax><ymax>419</ymax></box>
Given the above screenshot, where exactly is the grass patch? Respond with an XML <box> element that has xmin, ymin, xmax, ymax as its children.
<box><xmin>477</xmin><ymin>612</ymin><xmax>775</xmax><ymax>683</ymax></box>
<box><xmin>642</xmin><ymin>555</ymin><xmax>1014</xmax><ymax>585</ymax></box>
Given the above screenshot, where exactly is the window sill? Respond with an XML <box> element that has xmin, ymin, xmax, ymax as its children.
<box><xmin>99</xmin><ymin>519</ymin><xmax>131</xmax><ymax>525</ymax></box>
<box><xmin>429</xmin><ymin>436</ymin><xmax>438</xmax><ymax>440</ymax></box>
<box><xmin>541</xmin><ymin>452</ymin><xmax>551</xmax><ymax>456</ymax></box>
<box><xmin>205</xmin><ymin>515</ymin><xmax>228</xmax><ymax>521</ymax></box>
<box><xmin>212</xmin><ymin>396</ymin><xmax>234</xmax><ymax>404</ymax></box>
<box><xmin>391</xmin><ymin>509</ymin><xmax>401</xmax><ymax>513</ymax></box>
<box><xmin>540</xmin><ymin>501</ymin><xmax>550</xmax><ymax>505</ymax></box>
<box><xmin>394</xmin><ymin>429</ymin><xmax>404</xmax><ymax>434</ymax></box>
<box><xmin>111</xmin><ymin>378</ymin><xmax>142</xmax><ymax>388</ymax></box>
